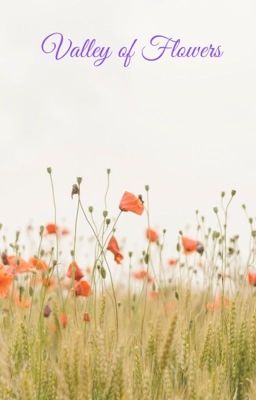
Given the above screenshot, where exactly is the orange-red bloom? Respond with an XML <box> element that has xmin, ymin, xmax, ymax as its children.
<box><xmin>146</xmin><ymin>228</ymin><xmax>159</xmax><ymax>243</ymax></box>
<box><xmin>206</xmin><ymin>296</ymin><xmax>230</xmax><ymax>312</ymax></box>
<box><xmin>67</xmin><ymin>261</ymin><xmax>84</xmax><ymax>281</ymax></box>
<box><xmin>6</xmin><ymin>256</ymin><xmax>31</xmax><ymax>274</ymax></box>
<box><xmin>168</xmin><ymin>258</ymin><xmax>178</xmax><ymax>267</ymax></box>
<box><xmin>14</xmin><ymin>294</ymin><xmax>31</xmax><ymax>308</ymax></box>
<box><xmin>42</xmin><ymin>276</ymin><xmax>56</xmax><ymax>289</ymax></box>
<box><xmin>29</xmin><ymin>257</ymin><xmax>48</xmax><ymax>272</ymax></box>
<box><xmin>0</xmin><ymin>270</ymin><xmax>13</xmax><ymax>298</ymax></box>
<box><xmin>74</xmin><ymin>279</ymin><xmax>92</xmax><ymax>297</ymax></box>
<box><xmin>60</xmin><ymin>312</ymin><xmax>68</xmax><ymax>328</ymax></box>
<box><xmin>181</xmin><ymin>237</ymin><xmax>204</xmax><ymax>255</ymax></box>
<box><xmin>149</xmin><ymin>291</ymin><xmax>160</xmax><ymax>300</ymax></box>
<box><xmin>45</xmin><ymin>223</ymin><xmax>58</xmax><ymax>235</ymax></box>
<box><xmin>133</xmin><ymin>270</ymin><xmax>153</xmax><ymax>283</ymax></box>
<box><xmin>119</xmin><ymin>191</ymin><xmax>144</xmax><ymax>215</ymax></box>
<box><xmin>107</xmin><ymin>236</ymin><xmax>123</xmax><ymax>264</ymax></box>
<box><xmin>248</xmin><ymin>271</ymin><xmax>256</xmax><ymax>286</ymax></box>
<box><xmin>61</xmin><ymin>228</ymin><xmax>70</xmax><ymax>235</ymax></box>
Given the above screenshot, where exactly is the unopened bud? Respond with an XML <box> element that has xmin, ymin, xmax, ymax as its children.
<box><xmin>71</xmin><ymin>184</ymin><xmax>80</xmax><ymax>198</ymax></box>
<box><xmin>43</xmin><ymin>304</ymin><xmax>52</xmax><ymax>318</ymax></box>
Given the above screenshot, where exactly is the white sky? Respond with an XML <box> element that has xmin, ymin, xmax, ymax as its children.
<box><xmin>0</xmin><ymin>0</ymin><xmax>256</xmax><ymax>258</ymax></box>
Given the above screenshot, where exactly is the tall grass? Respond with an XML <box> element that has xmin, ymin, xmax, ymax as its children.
<box><xmin>0</xmin><ymin>170</ymin><xmax>256</xmax><ymax>399</ymax></box>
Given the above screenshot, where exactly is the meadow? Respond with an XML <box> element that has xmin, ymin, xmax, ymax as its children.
<box><xmin>0</xmin><ymin>169</ymin><xmax>256</xmax><ymax>400</ymax></box>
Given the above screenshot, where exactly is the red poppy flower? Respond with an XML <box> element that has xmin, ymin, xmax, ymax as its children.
<box><xmin>29</xmin><ymin>257</ymin><xmax>48</xmax><ymax>272</ymax></box>
<box><xmin>133</xmin><ymin>270</ymin><xmax>153</xmax><ymax>283</ymax></box>
<box><xmin>42</xmin><ymin>276</ymin><xmax>56</xmax><ymax>289</ymax></box>
<box><xmin>248</xmin><ymin>271</ymin><xmax>256</xmax><ymax>286</ymax></box>
<box><xmin>107</xmin><ymin>236</ymin><xmax>123</xmax><ymax>264</ymax></box>
<box><xmin>60</xmin><ymin>313</ymin><xmax>68</xmax><ymax>328</ymax></box>
<box><xmin>168</xmin><ymin>258</ymin><xmax>178</xmax><ymax>267</ymax></box>
<box><xmin>74</xmin><ymin>279</ymin><xmax>92</xmax><ymax>297</ymax></box>
<box><xmin>0</xmin><ymin>270</ymin><xmax>13</xmax><ymax>298</ymax></box>
<box><xmin>14</xmin><ymin>294</ymin><xmax>31</xmax><ymax>308</ymax></box>
<box><xmin>119</xmin><ymin>191</ymin><xmax>144</xmax><ymax>215</ymax></box>
<box><xmin>181</xmin><ymin>237</ymin><xmax>204</xmax><ymax>255</ymax></box>
<box><xmin>146</xmin><ymin>228</ymin><xmax>159</xmax><ymax>243</ymax></box>
<box><xmin>61</xmin><ymin>228</ymin><xmax>70</xmax><ymax>235</ymax></box>
<box><xmin>7</xmin><ymin>256</ymin><xmax>31</xmax><ymax>273</ymax></box>
<box><xmin>66</xmin><ymin>261</ymin><xmax>84</xmax><ymax>281</ymax></box>
<box><xmin>206</xmin><ymin>296</ymin><xmax>230</xmax><ymax>312</ymax></box>
<box><xmin>149</xmin><ymin>291</ymin><xmax>159</xmax><ymax>300</ymax></box>
<box><xmin>45</xmin><ymin>223</ymin><xmax>58</xmax><ymax>235</ymax></box>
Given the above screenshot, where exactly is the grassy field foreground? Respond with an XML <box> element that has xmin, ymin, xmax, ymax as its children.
<box><xmin>0</xmin><ymin>170</ymin><xmax>256</xmax><ymax>400</ymax></box>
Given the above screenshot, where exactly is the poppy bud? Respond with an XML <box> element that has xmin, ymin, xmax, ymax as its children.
<box><xmin>231</xmin><ymin>190</ymin><xmax>236</xmax><ymax>197</ymax></box>
<box><xmin>88</xmin><ymin>206</ymin><xmax>93</xmax><ymax>213</ymax></box>
<box><xmin>145</xmin><ymin>185</ymin><xmax>149</xmax><ymax>191</ymax></box>
<box><xmin>100</xmin><ymin>266</ymin><xmax>106</xmax><ymax>279</ymax></box>
<box><xmin>138</xmin><ymin>194</ymin><xmax>144</xmax><ymax>204</ymax></box>
<box><xmin>83</xmin><ymin>312</ymin><xmax>90</xmax><ymax>322</ymax></box>
<box><xmin>1</xmin><ymin>252</ymin><xmax>8</xmax><ymax>265</ymax></box>
<box><xmin>103</xmin><ymin>210</ymin><xmax>108</xmax><ymax>218</ymax></box>
<box><xmin>196</xmin><ymin>243</ymin><xmax>204</xmax><ymax>255</ymax></box>
<box><xmin>144</xmin><ymin>253</ymin><xmax>150</xmax><ymax>264</ymax></box>
<box><xmin>107</xmin><ymin>168</ymin><xmax>111</xmax><ymax>175</ymax></box>
<box><xmin>47</xmin><ymin>167</ymin><xmax>52</xmax><ymax>174</ymax></box>
<box><xmin>77</xmin><ymin>177</ymin><xmax>82</xmax><ymax>185</ymax></box>
<box><xmin>44</xmin><ymin>304</ymin><xmax>52</xmax><ymax>318</ymax></box>
<box><xmin>71</xmin><ymin>184</ymin><xmax>80</xmax><ymax>198</ymax></box>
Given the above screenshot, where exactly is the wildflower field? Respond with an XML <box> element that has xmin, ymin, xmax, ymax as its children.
<box><xmin>1</xmin><ymin>169</ymin><xmax>256</xmax><ymax>400</ymax></box>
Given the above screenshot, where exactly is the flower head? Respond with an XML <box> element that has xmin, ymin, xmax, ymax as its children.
<box><xmin>45</xmin><ymin>223</ymin><xmax>58</xmax><ymax>235</ymax></box>
<box><xmin>133</xmin><ymin>270</ymin><xmax>153</xmax><ymax>283</ymax></box>
<box><xmin>74</xmin><ymin>279</ymin><xmax>92</xmax><ymax>297</ymax></box>
<box><xmin>107</xmin><ymin>236</ymin><xmax>123</xmax><ymax>264</ymax></box>
<box><xmin>248</xmin><ymin>271</ymin><xmax>256</xmax><ymax>286</ymax></box>
<box><xmin>0</xmin><ymin>270</ymin><xmax>13</xmax><ymax>298</ymax></box>
<box><xmin>29</xmin><ymin>257</ymin><xmax>48</xmax><ymax>272</ymax></box>
<box><xmin>146</xmin><ymin>228</ymin><xmax>159</xmax><ymax>243</ymax></box>
<box><xmin>67</xmin><ymin>261</ymin><xmax>84</xmax><ymax>281</ymax></box>
<box><xmin>119</xmin><ymin>191</ymin><xmax>144</xmax><ymax>215</ymax></box>
<box><xmin>181</xmin><ymin>237</ymin><xmax>204</xmax><ymax>255</ymax></box>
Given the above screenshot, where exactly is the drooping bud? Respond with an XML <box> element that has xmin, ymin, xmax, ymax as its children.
<box><xmin>44</xmin><ymin>304</ymin><xmax>52</xmax><ymax>318</ymax></box>
<box><xmin>71</xmin><ymin>184</ymin><xmax>80</xmax><ymax>198</ymax></box>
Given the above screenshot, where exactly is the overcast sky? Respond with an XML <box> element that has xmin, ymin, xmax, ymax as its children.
<box><xmin>0</xmin><ymin>0</ymin><xmax>256</xmax><ymax>258</ymax></box>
